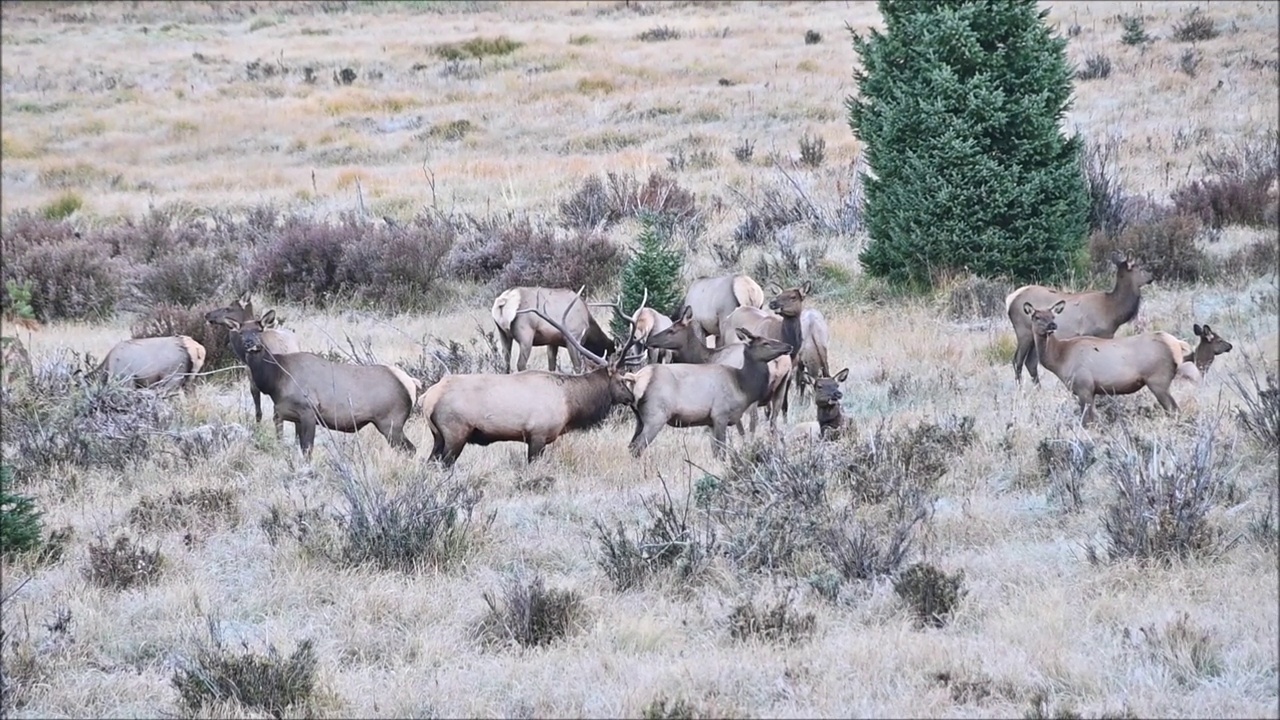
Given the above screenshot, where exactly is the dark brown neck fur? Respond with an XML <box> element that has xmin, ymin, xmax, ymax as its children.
<box><xmin>781</xmin><ymin>314</ymin><xmax>802</xmax><ymax>359</ymax></box>
<box><xmin>564</xmin><ymin>370</ymin><xmax>618</xmax><ymax>431</ymax></box>
<box><xmin>1104</xmin><ymin>272</ymin><xmax>1142</xmax><ymax>328</ymax></box>
<box><xmin>734</xmin><ymin>350</ymin><xmax>773</xmax><ymax>403</ymax></box>
<box><xmin>816</xmin><ymin>402</ymin><xmax>842</xmax><ymax>435</ymax></box>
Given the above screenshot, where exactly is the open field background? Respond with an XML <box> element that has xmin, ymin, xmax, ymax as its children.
<box><xmin>2</xmin><ymin>1</ymin><xmax>1278</xmax><ymax>718</ymax></box>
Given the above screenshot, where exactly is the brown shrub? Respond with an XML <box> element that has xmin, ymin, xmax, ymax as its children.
<box><xmin>250</xmin><ymin>215</ymin><xmax>349</xmax><ymax>305</ymax></box>
<box><xmin>443</xmin><ymin>215</ymin><xmax>534</xmax><ymax>283</ymax></box>
<box><xmin>131</xmin><ymin>246</ymin><xmax>238</xmax><ymax>310</ymax></box>
<box><xmin>560</xmin><ymin>171</ymin><xmax>702</xmax><ymax>236</ymax></box>
<box><xmin>496</xmin><ymin>228</ymin><xmax>624</xmax><ymax>293</ymax></box>
<box><xmin>3</xmin><ymin>238</ymin><xmax>124</xmax><ymax>322</ymax></box>
<box><xmin>1172</xmin><ymin>131</ymin><xmax>1278</xmax><ymax>229</ymax></box>
<box><xmin>1088</xmin><ymin>204</ymin><xmax>1212</xmax><ymax>283</ymax></box>
<box><xmin>337</xmin><ymin>214</ymin><xmax>456</xmax><ymax>311</ymax></box>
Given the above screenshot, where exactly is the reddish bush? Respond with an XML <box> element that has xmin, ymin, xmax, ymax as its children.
<box><xmin>1088</xmin><ymin>204</ymin><xmax>1212</xmax><ymax>283</ymax></box>
<box><xmin>338</xmin><ymin>215</ymin><xmax>456</xmax><ymax>311</ymax></box>
<box><xmin>497</xmin><ymin>228</ymin><xmax>623</xmax><ymax>293</ymax></box>
<box><xmin>5</xmin><ymin>239</ymin><xmax>124</xmax><ymax>321</ymax></box>
<box><xmin>250</xmin><ymin>216</ymin><xmax>350</xmax><ymax>305</ymax></box>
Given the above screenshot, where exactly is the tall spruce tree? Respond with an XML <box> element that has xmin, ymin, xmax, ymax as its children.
<box><xmin>612</xmin><ymin>215</ymin><xmax>683</xmax><ymax>345</ymax></box>
<box><xmin>847</xmin><ymin>0</ymin><xmax>1089</xmax><ymax>288</ymax></box>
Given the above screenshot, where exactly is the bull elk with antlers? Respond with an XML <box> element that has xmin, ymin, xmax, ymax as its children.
<box><xmin>206</xmin><ymin>293</ymin><xmax>302</xmax><ymax>437</ymax></box>
<box><xmin>421</xmin><ymin>289</ymin><xmax>642</xmax><ymax>467</ymax></box>
<box><xmin>1006</xmin><ymin>251</ymin><xmax>1153</xmax><ymax>385</ymax></box>
<box><xmin>1023</xmin><ymin>300</ymin><xmax>1184</xmax><ymax>425</ymax></box>
<box><xmin>217</xmin><ymin>318</ymin><xmax>419</xmax><ymax>458</ymax></box>
<box><xmin>491</xmin><ymin>285</ymin><xmax>616</xmax><ymax>373</ymax></box>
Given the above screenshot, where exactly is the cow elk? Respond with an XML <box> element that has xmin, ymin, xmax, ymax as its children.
<box><xmin>95</xmin><ymin>335</ymin><xmax>207</xmax><ymax>395</ymax></box>
<box><xmin>421</xmin><ymin>289</ymin><xmax>642</xmax><ymax>467</ymax></box>
<box><xmin>646</xmin><ymin>305</ymin><xmax>791</xmax><ymax>433</ymax></box>
<box><xmin>1006</xmin><ymin>251</ymin><xmax>1153</xmax><ymax>385</ymax></box>
<box><xmin>793</xmin><ymin>307</ymin><xmax>832</xmax><ymax>399</ymax></box>
<box><xmin>679</xmin><ymin>273</ymin><xmax>766</xmax><ymax>349</ymax></box>
<box><xmin>623</xmin><ymin>328</ymin><xmax>793</xmax><ymax>458</ymax></box>
<box><xmin>205</xmin><ymin>294</ymin><xmax>302</xmax><ymax>437</ymax></box>
<box><xmin>1024</xmin><ymin>301</ymin><xmax>1183</xmax><ymax>425</ymax></box>
<box><xmin>492</xmin><ymin>286</ymin><xmax>616</xmax><ymax>373</ymax></box>
<box><xmin>792</xmin><ymin>368</ymin><xmax>849</xmax><ymax>442</ymax></box>
<box><xmin>217</xmin><ymin>318</ymin><xmax>419</xmax><ymax>459</ymax></box>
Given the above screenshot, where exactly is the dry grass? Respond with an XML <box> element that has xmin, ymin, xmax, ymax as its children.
<box><xmin>1</xmin><ymin>1</ymin><xmax>1278</xmax><ymax>718</ymax></box>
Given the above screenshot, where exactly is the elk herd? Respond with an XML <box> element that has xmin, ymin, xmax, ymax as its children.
<box><xmin>51</xmin><ymin>252</ymin><xmax>1236</xmax><ymax>467</ymax></box>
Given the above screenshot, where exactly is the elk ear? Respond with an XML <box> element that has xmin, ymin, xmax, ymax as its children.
<box><xmin>218</xmin><ymin>318</ymin><xmax>241</xmax><ymax>331</ymax></box>
<box><xmin>260</xmin><ymin>310</ymin><xmax>276</xmax><ymax>327</ymax></box>
<box><xmin>799</xmin><ymin>281</ymin><xmax>812</xmax><ymax>296</ymax></box>
<box><xmin>834</xmin><ymin>368</ymin><xmax>849</xmax><ymax>382</ymax></box>
<box><xmin>735</xmin><ymin>328</ymin><xmax>756</xmax><ymax>342</ymax></box>
<box><xmin>1193</xmin><ymin>323</ymin><xmax>1204</xmax><ymax>337</ymax></box>
<box><xmin>1022</xmin><ymin>301</ymin><xmax>1034</xmax><ymax>316</ymax></box>
<box><xmin>680</xmin><ymin>305</ymin><xmax>694</xmax><ymax>323</ymax></box>
<box><xmin>1051</xmin><ymin>300</ymin><xmax>1066</xmax><ymax>315</ymax></box>
<box><xmin>237</xmin><ymin>290</ymin><xmax>252</xmax><ymax>306</ymax></box>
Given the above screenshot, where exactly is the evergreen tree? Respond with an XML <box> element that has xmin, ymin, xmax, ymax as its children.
<box><xmin>847</xmin><ymin>0</ymin><xmax>1089</xmax><ymax>288</ymax></box>
<box><xmin>1</xmin><ymin>465</ymin><xmax>44</xmax><ymax>559</ymax></box>
<box><xmin>612</xmin><ymin>215</ymin><xmax>683</xmax><ymax>345</ymax></box>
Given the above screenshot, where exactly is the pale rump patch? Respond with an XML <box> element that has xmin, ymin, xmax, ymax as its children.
<box><xmin>625</xmin><ymin>366</ymin><xmax>655</xmax><ymax>401</ymax></box>
<box><xmin>1005</xmin><ymin>285</ymin><xmax>1033</xmax><ymax>314</ymax></box>
<box><xmin>632</xmin><ymin>307</ymin><xmax>655</xmax><ymax>338</ymax></box>
<box><xmin>491</xmin><ymin>288</ymin><xmax>523</xmax><ymax>330</ymax></box>
<box><xmin>177</xmin><ymin>335</ymin><xmax>207</xmax><ymax>374</ymax></box>
<box><xmin>1154</xmin><ymin>331</ymin><xmax>1188</xmax><ymax>367</ymax></box>
<box><xmin>733</xmin><ymin>275</ymin><xmax>765</xmax><ymax>309</ymax></box>
<box><xmin>382</xmin><ymin>364</ymin><xmax>421</xmax><ymax>408</ymax></box>
<box><xmin>418</xmin><ymin>377</ymin><xmax>453</xmax><ymax>421</ymax></box>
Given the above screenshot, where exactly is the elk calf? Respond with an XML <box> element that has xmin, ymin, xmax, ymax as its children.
<box><xmin>1184</xmin><ymin>323</ymin><xmax>1233</xmax><ymax>379</ymax></box>
<box><xmin>624</xmin><ymin>328</ymin><xmax>792</xmax><ymax>458</ymax></box>
<box><xmin>793</xmin><ymin>307</ymin><xmax>831</xmax><ymax>400</ymax></box>
<box><xmin>1006</xmin><ymin>251</ymin><xmax>1153</xmax><ymax>385</ymax></box>
<box><xmin>491</xmin><ymin>286</ymin><xmax>615</xmax><ymax>373</ymax></box>
<box><xmin>219</xmin><ymin>319</ymin><xmax>418</xmax><ymax>459</ymax></box>
<box><xmin>96</xmin><ymin>335</ymin><xmax>206</xmax><ymax>395</ymax></box>
<box><xmin>1024</xmin><ymin>301</ymin><xmax>1182</xmax><ymax>425</ymax></box>
<box><xmin>792</xmin><ymin>368</ymin><xmax>848</xmax><ymax>442</ymax></box>
<box><xmin>205</xmin><ymin>294</ymin><xmax>302</xmax><ymax>436</ymax></box>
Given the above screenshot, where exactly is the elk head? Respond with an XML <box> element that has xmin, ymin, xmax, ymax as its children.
<box><xmin>217</xmin><ymin>316</ymin><xmax>271</xmax><ymax>355</ymax></box>
<box><xmin>519</xmin><ymin>287</ymin><xmax>645</xmax><ymax>397</ymax></box>
<box><xmin>1191</xmin><ymin>323</ymin><xmax>1233</xmax><ymax>373</ymax></box>
<box><xmin>1110</xmin><ymin>250</ymin><xmax>1154</xmax><ymax>288</ymax></box>
<box><xmin>1023</xmin><ymin>300</ymin><xmax>1065</xmax><ymax>336</ymax></box>
<box><xmin>810</xmin><ymin>368</ymin><xmax>849</xmax><ymax>408</ymax></box>
<box><xmin>204</xmin><ymin>290</ymin><xmax>255</xmax><ymax>326</ymax></box>
<box><xmin>767</xmin><ymin>282</ymin><xmax>812</xmax><ymax>317</ymax></box>
<box><xmin>646</xmin><ymin>304</ymin><xmax>700</xmax><ymax>352</ymax></box>
<box><xmin>736</xmin><ymin>328</ymin><xmax>792</xmax><ymax>362</ymax></box>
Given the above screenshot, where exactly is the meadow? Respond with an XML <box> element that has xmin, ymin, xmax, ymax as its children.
<box><xmin>1</xmin><ymin>1</ymin><xmax>1278</xmax><ymax>718</ymax></box>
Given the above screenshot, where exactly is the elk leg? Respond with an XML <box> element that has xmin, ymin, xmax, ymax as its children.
<box><xmin>1011</xmin><ymin>333</ymin><xmax>1031</xmax><ymax>385</ymax></box>
<box><xmin>513</xmin><ymin>325</ymin><xmax>535</xmax><ymax>372</ymax></box>
<box><xmin>273</xmin><ymin>409</ymin><xmax>284</xmax><ymax>440</ymax></box>
<box><xmin>428</xmin><ymin>420</ymin><xmax>447</xmax><ymax>461</ymax></box>
<box><xmin>497</xmin><ymin>329</ymin><xmax>514</xmax><ymax>374</ymax></box>
<box><xmin>1025</xmin><ymin>341</ymin><xmax>1041</xmax><ymax>385</ymax></box>
<box><xmin>250</xmin><ymin>380</ymin><xmax>263</xmax><ymax>423</ymax></box>
<box><xmin>710</xmin><ymin>420</ymin><xmax>730</xmax><ymax>458</ymax></box>
<box><xmin>378</xmin><ymin>418</ymin><xmax>416</xmax><ymax>454</ymax></box>
<box><xmin>628</xmin><ymin>412</ymin><xmax>665</xmax><ymax>457</ymax></box>
<box><xmin>296</xmin><ymin>416</ymin><xmax>317</xmax><ymax>460</ymax></box>
<box><xmin>748</xmin><ymin>405</ymin><xmax>759</xmax><ymax>434</ymax></box>
<box><xmin>1150</xmin><ymin>383</ymin><xmax>1180</xmax><ymax>414</ymax></box>
<box><xmin>547</xmin><ymin>345</ymin><xmax>560</xmax><ymax>373</ymax></box>
<box><xmin>526</xmin><ymin>437</ymin><xmax>548</xmax><ymax>463</ymax></box>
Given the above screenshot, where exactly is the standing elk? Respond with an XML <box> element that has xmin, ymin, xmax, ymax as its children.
<box><xmin>217</xmin><ymin>318</ymin><xmax>419</xmax><ymax>459</ymax></box>
<box><xmin>205</xmin><ymin>294</ymin><xmax>302</xmax><ymax>437</ymax></box>
<box><xmin>1023</xmin><ymin>300</ymin><xmax>1183</xmax><ymax>425</ymax></box>
<box><xmin>792</xmin><ymin>307</ymin><xmax>832</xmax><ymax>400</ymax></box>
<box><xmin>94</xmin><ymin>335</ymin><xmax>206</xmax><ymax>395</ymax></box>
<box><xmin>421</xmin><ymin>290</ymin><xmax>642</xmax><ymax>467</ymax></box>
<box><xmin>646</xmin><ymin>304</ymin><xmax>792</xmax><ymax>434</ymax></box>
<box><xmin>679</xmin><ymin>273</ymin><xmax>766</xmax><ymax>349</ymax></box>
<box><xmin>792</xmin><ymin>368</ymin><xmax>849</xmax><ymax>442</ymax></box>
<box><xmin>1005</xmin><ymin>251</ymin><xmax>1154</xmax><ymax>385</ymax></box>
<box><xmin>623</xmin><ymin>328</ymin><xmax>793</xmax><ymax>458</ymax></box>
<box><xmin>491</xmin><ymin>285</ymin><xmax>616</xmax><ymax>373</ymax></box>
<box><xmin>720</xmin><ymin>281</ymin><xmax>811</xmax><ymax>419</ymax></box>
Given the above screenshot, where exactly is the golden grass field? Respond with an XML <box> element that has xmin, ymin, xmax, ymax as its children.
<box><xmin>2</xmin><ymin>1</ymin><xmax>1279</xmax><ymax>718</ymax></box>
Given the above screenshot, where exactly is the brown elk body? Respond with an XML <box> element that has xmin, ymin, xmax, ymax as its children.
<box><xmin>646</xmin><ymin>306</ymin><xmax>792</xmax><ymax>434</ymax></box>
<box><xmin>626</xmin><ymin>306</ymin><xmax>674</xmax><ymax>365</ymax></box>
<box><xmin>720</xmin><ymin>282</ymin><xmax>811</xmax><ymax>418</ymax></box>
<box><xmin>219</xmin><ymin>318</ymin><xmax>418</xmax><ymax>459</ymax></box>
<box><xmin>205</xmin><ymin>295</ymin><xmax>302</xmax><ymax>437</ymax></box>
<box><xmin>680</xmin><ymin>274</ymin><xmax>766</xmax><ymax>349</ymax></box>
<box><xmin>491</xmin><ymin>286</ymin><xmax>616</xmax><ymax>373</ymax></box>
<box><xmin>1024</xmin><ymin>300</ymin><xmax>1182</xmax><ymax>425</ymax></box>
<box><xmin>96</xmin><ymin>335</ymin><xmax>206</xmax><ymax>394</ymax></box>
<box><xmin>423</xmin><ymin>294</ymin><xmax>641</xmax><ymax>467</ymax></box>
<box><xmin>624</xmin><ymin>328</ymin><xmax>792</xmax><ymax>458</ymax></box>
<box><xmin>792</xmin><ymin>367</ymin><xmax>848</xmax><ymax>442</ymax></box>
<box><xmin>1005</xmin><ymin>252</ymin><xmax>1153</xmax><ymax>385</ymax></box>
<box><xmin>793</xmin><ymin>307</ymin><xmax>832</xmax><ymax>399</ymax></box>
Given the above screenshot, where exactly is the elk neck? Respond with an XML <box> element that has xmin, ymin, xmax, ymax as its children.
<box><xmin>582</xmin><ymin>318</ymin><xmax>616</xmax><ymax>358</ymax></box>
<box><xmin>564</xmin><ymin>368</ymin><xmax>618</xmax><ymax>431</ymax></box>
<box><xmin>1031</xmin><ymin>327</ymin><xmax>1066</xmax><ymax>373</ymax></box>
<box><xmin>781</xmin><ymin>314</ymin><xmax>802</xmax><ymax>358</ymax></box>
<box><xmin>1104</xmin><ymin>270</ymin><xmax>1142</xmax><ymax>327</ymax></box>
<box><xmin>816</xmin><ymin>402</ymin><xmax>842</xmax><ymax>434</ymax></box>
<box><xmin>734</xmin><ymin>350</ymin><xmax>773</xmax><ymax>402</ymax></box>
<box><xmin>670</xmin><ymin>328</ymin><xmax>712</xmax><ymax>363</ymax></box>
<box><xmin>243</xmin><ymin>345</ymin><xmax>286</xmax><ymax>393</ymax></box>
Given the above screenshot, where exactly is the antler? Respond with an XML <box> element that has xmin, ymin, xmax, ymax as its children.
<box><xmin>517</xmin><ymin>286</ymin><xmax>609</xmax><ymax>369</ymax></box>
<box><xmin>588</xmin><ymin>288</ymin><xmax>648</xmax><ymax>364</ymax></box>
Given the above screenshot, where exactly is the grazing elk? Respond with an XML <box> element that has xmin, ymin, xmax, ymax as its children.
<box><xmin>646</xmin><ymin>305</ymin><xmax>793</xmax><ymax>434</ymax></box>
<box><xmin>1006</xmin><ymin>251</ymin><xmax>1154</xmax><ymax>385</ymax></box>
<box><xmin>792</xmin><ymin>368</ymin><xmax>849</xmax><ymax>442</ymax></box>
<box><xmin>217</xmin><ymin>318</ymin><xmax>419</xmax><ymax>459</ymax></box>
<box><xmin>95</xmin><ymin>335</ymin><xmax>206</xmax><ymax>395</ymax></box>
<box><xmin>421</xmin><ymin>290</ymin><xmax>642</xmax><ymax>467</ymax></box>
<box><xmin>205</xmin><ymin>295</ymin><xmax>302</xmax><ymax>437</ymax></box>
<box><xmin>491</xmin><ymin>285</ymin><xmax>616</xmax><ymax>373</ymax></box>
<box><xmin>1184</xmin><ymin>324</ymin><xmax>1233</xmax><ymax>378</ymax></box>
<box><xmin>793</xmin><ymin>307</ymin><xmax>832</xmax><ymax>400</ymax></box>
<box><xmin>680</xmin><ymin>273</ymin><xmax>766</xmax><ymax>349</ymax></box>
<box><xmin>623</xmin><ymin>328</ymin><xmax>793</xmax><ymax>458</ymax></box>
<box><xmin>1023</xmin><ymin>301</ymin><xmax>1183</xmax><ymax>425</ymax></box>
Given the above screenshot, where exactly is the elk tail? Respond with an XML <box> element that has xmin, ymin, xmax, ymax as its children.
<box><xmin>734</xmin><ymin>275</ymin><xmax>766</xmax><ymax>309</ymax></box>
<box><xmin>418</xmin><ymin>377</ymin><xmax>451</xmax><ymax>423</ymax></box>
<box><xmin>383</xmin><ymin>364</ymin><xmax>422</xmax><ymax>410</ymax></box>
<box><xmin>177</xmin><ymin>335</ymin><xmax>207</xmax><ymax>375</ymax></box>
